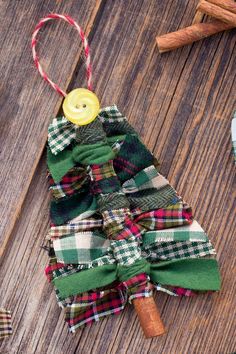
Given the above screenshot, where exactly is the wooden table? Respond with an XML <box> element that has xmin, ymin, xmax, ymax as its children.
<box><xmin>0</xmin><ymin>1</ymin><xmax>235</xmax><ymax>353</ymax></box>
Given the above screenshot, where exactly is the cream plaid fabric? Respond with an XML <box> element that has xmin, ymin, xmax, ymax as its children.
<box><xmin>0</xmin><ymin>308</ymin><xmax>12</xmax><ymax>339</ymax></box>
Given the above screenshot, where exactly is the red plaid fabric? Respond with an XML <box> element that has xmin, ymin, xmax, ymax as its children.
<box><xmin>48</xmin><ymin>167</ymin><xmax>88</xmax><ymax>199</ymax></box>
<box><xmin>122</xmin><ymin>273</ymin><xmax>153</xmax><ymax>301</ymax></box>
<box><xmin>65</xmin><ymin>288</ymin><xmax>126</xmax><ymax>331</ymax></box>
<box><xmin>134</xmin><ymin>202</ymin><xmax>193</xmax><ymax>230</ymax></box>
<box><xmin>64</xmin><ymin>273</ymin><xmax>152</xmax><ymax>332</ymax></box>
<box><xmin>45</xmin><ymin>261</ymin><xmax>65</xmax><ymax>282</ymax></box>
<box><xmin>115</xmin><ymin>216</ymin><xmax>143</xmax><ymax>241</ymax></box>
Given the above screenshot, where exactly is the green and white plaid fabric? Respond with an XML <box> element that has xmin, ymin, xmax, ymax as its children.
<box><xmin>110</xmin><ymin>235</ymin><xmax>142</xmax><ymax>265</ymax></box>
<box><xmin>98</xmin><ymin>105</ymin><xmax>126</xmax><ymax>122</ymax></box>
<box><xmin>48</xmin><ymin>117</ymin><xmax>77</xmax><ymax>155</ymax></box>
<box><xmin>142</xmin><ymin>221</ymin><xmax>208</xmax><ymax>245</ymax></box>
<box><xmin>142</xmin><ymin>241</ymin><xmax>215</xmax><ymax>260</ymax></box>
<box><xmin>53</xmin><ymin>231</ymin><xmax>110</xmax><ymax>264</ymax></box>
<box><xmin>232</xmin><ymin>112</ymin><xmax>236</xmax><ymax>164</ymax></box>
<box><xmin>122</xmin><ymin>165</ymin><xmax>169</xmax><ymax>193</ymax></box>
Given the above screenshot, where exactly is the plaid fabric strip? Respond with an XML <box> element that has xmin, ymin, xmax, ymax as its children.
<box><xmin>122</xmin><ymin>165</ymin><xmax>169</xmax><ymax>193</ymax></box>
<box><xmin>92</xmin><ymin>176</ymin><xmax>121</xmax><ymax>195</ymax></box>
<box><xmin>122</xmin><ymin>273</ymin><xmax>153</xmax><ymax>302</ymax></box>
<box><xmin>142</xmin><ymin>241</ymin><xmax>215</xmax><ymax>260</ymax></box>
<box><xmin>110</xmin><ymin>235</ymin><xmax>142</xmax><ymax>265</ymax></box>
<box><xmin>103</xmin><ymin>208</ymin><xmax>143</xmax><ymax>241</ymax></box>
<box><xmin>48</xmin><ymin>117</ymin><xmax>77</xmax><ymax>155</ymax></box>
<box><xmin>103</xmin><ymin>209</ymin><xmax>131</xmax><ymax>238</ymax></box>
<box><xmin>65</xmin><ymin>288</ymin><xmax>127</xmax><ymax>332</ymax></box>
<box><xmin>48</xmin><ymin>167</ymin><xmax>88</xmax><ymax>200</ymax></box>
<box><xmin>134</xmin><ymin>200</ymin><xmax>193</xmax><ymax>230</ymax></box>
<box><xmin>45</xmin><ymin>257</ymin><xmax>66</xmax><ymax>282</ymax></box>
<box><xmin>142</xmin><ymin>220</ymin><xmax>208</xmax><ymax>245</ymax></box>
<box><xmin>48</xmin><ymin>219</ymin><xmax>103</xmax><ymax>240</ymax></box>
<box><xmin>113</xmin><ymin>135</ymin><xmax>154</xmax><ymax>183</ymax></box>
<box><xmin>0</xmin><ymin>308</ymin><xmax>12</xmax><ymax>338</ymax></box>
<box><xmin>90</xmin><ymin>161</ymin><xmax>121</xmax><ymax>195</ymax></box>
<box><xmin>53</xmin><ymin>232</ymin><xmax>110</xmax><ymax>264</ymax></box>
<box><xmin>50</xmin><ymin>190</ymin><xmax>97</xmax><ymax>226</ymax></box>
<box><xmin>98</xmin><ymin>105</ymin><xmax>126</xmax><ymax>122</ymax></box>
<box><xmin>115</xmin><ymin>215</ymin><xmax>143</xmax><ymax>241</ymax></box>
<box><xmin>90</xmin><ymin>161</ymin><xmax>117</xmax><ymax>181</ymax></box>
<box><xmin>99</xmin><ymin>105</ymin><xmax>137</xmax><ymax>137</ymax></box>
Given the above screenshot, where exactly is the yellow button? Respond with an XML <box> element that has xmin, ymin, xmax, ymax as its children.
<box><xmin>62</xmin><ymin>88</ymin><xmax>100</xmax><ymax>126</ymax></box>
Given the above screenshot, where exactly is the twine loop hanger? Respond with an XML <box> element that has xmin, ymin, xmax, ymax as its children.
<box><xmin>32</xmin><ymin>14</ymin><xmax>100</xmax><ymax>126</ymax></box>
<box><xmin>31</xmin><ymin>13</ymin><xmax>92</xmax><ymax>97</ymax></box>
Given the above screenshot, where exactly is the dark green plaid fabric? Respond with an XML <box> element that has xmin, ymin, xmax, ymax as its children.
<box><xmin>142</xmin><ymin>241</ymin><xmax>215</xmax><ymax>260</ymax></box>
<box><xmin>113</xmin><ymin>134</ymin><xmax>154</xmax><ymax>183</ymax></box>
<box><xmin>50</xmin><ymin>189</ymin><xmax>97</xmax><ymax>225</ymax></box>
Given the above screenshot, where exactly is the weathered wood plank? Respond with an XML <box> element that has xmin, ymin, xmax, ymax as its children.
<box><xmin>0</xmin><ymin>0</ymin><xmax>235</xmax><ymax>353</ymax></box>
<box><xmin>0</xmin><ymin>0</ymin><xmax>103</xmax><ymax>257</ymax></box>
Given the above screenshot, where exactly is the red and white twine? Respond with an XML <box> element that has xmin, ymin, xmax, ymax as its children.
<box><xmin>32</xmin><ymin>14</ymin><xmax>92</xmax><ymax>97</ymax></box>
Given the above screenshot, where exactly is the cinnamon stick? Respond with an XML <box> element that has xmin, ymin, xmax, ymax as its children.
<box><xmin>133</xmin><ymin>297</ymin><xmax>165</xmax><ymax>338</ymax></box>
<box><xmin>197</xmin><ymin>0</ymin><xmax>236</xmax><ymax>26</ymax></box>
<box><xmin>192</xmin><ymin>10</ymin><xmax>205</xmax><ymax>24</ymax></box>
<box><xmin>156</xmin><ymin>20</ymin><xmax>233</xmax><ymax>53</ymax></box>
<box><xmin>205</xmin><ymin>0</ymin><xmax>236</xmax><ymax>14</ymax></box>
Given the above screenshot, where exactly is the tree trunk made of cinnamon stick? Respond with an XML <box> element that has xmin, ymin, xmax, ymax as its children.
<box><xmin>133</xmin><ymin>297</ymin><xmax>165</xmax><ymax>338</ymax></box>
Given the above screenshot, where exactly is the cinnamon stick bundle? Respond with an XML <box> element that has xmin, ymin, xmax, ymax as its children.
<box><xmin>203</xmin><ymin>0</ymin><xmax>236</xmax><ymax>15</ymax></box>
<box><xmin>197</xmin><ymin>0</ymin><xmax>236</xmax><ymax>26</ymax></box>
<box><xmin>156</xmin><ymin>20</ymin><xmax>233</xmax><ymax>53</ymax></box>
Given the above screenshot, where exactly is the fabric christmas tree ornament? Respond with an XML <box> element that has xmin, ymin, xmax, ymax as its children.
<box><xmin>32</xmin><ymin>14</ymin><xmax>220</xmax><ymax>338</ymax></box>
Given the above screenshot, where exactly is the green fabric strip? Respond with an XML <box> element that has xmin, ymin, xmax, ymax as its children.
<box><xmin>150</xmin><ymin>258</ymin><xmax>220</xmax><ymax>291</ymax></box>
<box><xmin>142</xmin><ymin>221</ymin><xmax>208</xmax><ymax>245</ymax></box>
<box><xmin>53</xmin><ymin>258</ymin><xmax>220</xmax><ymax>299</ymax></box>
<box><xmin>47</xmin><ymin>147</ymin><xmax>75</xmax><ymax>184</ymax></box>
<box><xmin>72</xmin><ymin>142</ymin><xmax>115</xmax><ymax>165</ymax></box>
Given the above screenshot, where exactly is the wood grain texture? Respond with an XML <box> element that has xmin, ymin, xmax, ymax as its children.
<box><xmin>0</xmin><ymin>0</ymin><xmax>236</xmax><ymax>353</ymax></box>
<box><xmin>0</xmin><ymin>0</ymin><xmax>103</xmax><ymax>257</ymax></box>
